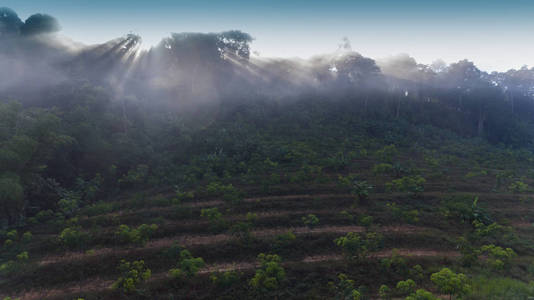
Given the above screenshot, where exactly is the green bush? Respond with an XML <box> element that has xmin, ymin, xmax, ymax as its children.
<box><xmin>430</xmin><ymin>268</ymin><xmax>471</xmax><ymax>299</ymax></box>
<box><xmin>386</xmin><ymin>175</ymin><xmax>425</xmax><ymax>194</ymax></box>
<box><xmin>169</xmin><ymin>250</ymin><xmax>205</xmax><ymax>280</ymax></box>
<box><xmin>405</xmin><ymin>289</ymin><xmax>437</xmax><ymax>300</ymax></box>
<box><xmin>112</xmin><ymin>259</ymin><xmax>151</xmax><ymax>294</ymax></box>
<box><xmin>332</xmin><ymin>273</ymin><xmax>361</xmax><ymax>300</ymax></box>
<box><xmin>372</xmin><ymin>163</ymin><xmax>393</xmax><ymax>175</ymax></box>
<box><xmin>249</xmin><ymin>253</ymin><xmax>286</xmax><ymax>295</ymax></box>
<box><xmin>59</xmin><ymin>227</ymin><xmax>88</xmax><ymax>250</ymax></box>
<box><xmin>21</xmin><ymin>231</ymin><xmax>32</xmax><ymax>243</ymax></box>
<box><xmin>16</xmin><ymin>251</ymin><xmax>28</xmax><ymax>262</ymax></box>
<box><xmin>396</xmin><ymin>279</ymin><xmax>416</xmax><ymax>295</ymax></box>
<box><xmin>479</xmin><ymin>244</ymin><xmax>516</xmax><ymax>270</ymax></box>
<box><xmin>302</xmin><ymin>214</ymin><xmax>319</xmax><ymax>228</ymax></box>
<box><xmin>379</xmin><ymin>284</ymin><xmax>391</xmax><ymax>299</ymax></box>
<box><xmin>200</xmin><ymin>207</ymin><xmax>227</xmax><ymax>232</ymax></box>
<box><xmin>115</xmin><ymin>224</ymin><xmax>158</xmax><ymax>246</ymax></box>
<box><xmin>272</xmin><ymin>230</ymin><xmax>296</xmax><ymax>252</ymax></box>
<box><xmin>205</xmin><ymin>182</ymin><xmax>243</xmax><ymax>204</ymax></box>
<box><xmin>210</xmin><ymin>270</ymin><xmax>242</xmax><ymax>288</ymax></box>
<box><xmin>334</xmin><ymin>232</ymin><xmax>383</xmax><ymax>261</ymax></box>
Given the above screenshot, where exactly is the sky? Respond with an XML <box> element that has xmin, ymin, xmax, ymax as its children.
<box><xmin>3</xmin><ymin>0</ymin><xmax>534</xmax><ymax>72</ymax></box>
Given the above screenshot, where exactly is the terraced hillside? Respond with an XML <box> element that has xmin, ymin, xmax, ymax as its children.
<box><xmin>2</xmin><ymin>145</ymin><xmax>534</xmax><ymax>299</ymax></box>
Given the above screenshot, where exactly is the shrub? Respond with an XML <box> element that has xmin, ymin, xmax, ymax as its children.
<box><xmin>59</xmin><ymin>227</ymin><xmax>88</xmax><ymax>250</ymax></box>
<box><xmin>118</xmin><ymin>164</ymin><xmax>149</xmax><ymax>186</ymax></box>
<box><xmin>359</xmin><ymin>215</ymin><xmax>374</xmax><ymax>227</ymax></box>
<box><xmin>249</xmin><ymin>253</ymin><xmax>286</xmax><ymax>295</ymax></box>
<box><xmin>386</xmin><ymin>175</ymin><xmax>425</xmax><ymax>194</ymax></box>
<box><xmin>6</xmin><ymin>229</ymin><xmax>17</xmax><ymax>240</ymax></box>
<box><xmin>21</xmin><ymin>231</ymin><xmax>32</xmax><ymax>243</ymax></box>
<box><xmin>479</xmin><ymin>244</ymin><xmax>516</xmax><ymax>270</ymax></box>
<box><xmin>381</xmin><ymin>249</ymin><xmax>407</xmax><ymax>276</ymax></box>
<box><xmin>375</xmin><ymin>144</ymin><xmax>398</xmax><ymax>163</ymax></box>
<box><xmin>0</xmin><ymin>260</ymin><xmax>17</xmax><ymax>275</ymax></box>
<box><xmin>57</xmin><ymin>191</ymin><xmax>81</xmax><ymax>217</ymax></box>
<box><xmin>410</xmin><ymin>265</ymin><xmax>424</xmax><ymax>282</ymax></box>
<box><xmin>115</xmin><ymin>224</ymin><xmax>158</xmax><ymax>246</ymax></box>
<box><xmin>112</xmin><ymin>259</ymin><xmax>151</xmax><ymax>294</ymax></box>
<box><xmin>229</xmin><ymin>221</ymin><xmax>253</xmax><ymax>242</ymax></box>
<box><xmin>372</xmin><ymin>163</ymin><xmax>393</xmax><ymax>175</ymax></box>
<box><xmin>82</xmin><ymin>201</ymin><xmax>114</xmax><ymax>217</ymax></box>
<box><xmin>206</xmin><ymin>182</ymin><xmax>243</xmax><ymax>205</ymax></box>
<box><xmin>340</xmin><ymin>210</ymin><xmax>354</xmax><ymax>222</ymax></box>
<box><xmin>302</xmin><ymin>214</ymin><xmax>319</xmax><ymax>228</ymax></box>
<box><xmin>509</xmin><ymin>180</ymin><xmax>529</xmax><ymax>193</ymax></box>
<box><xmin>210</xmin><ymin>270</ymin><xmax>242</xmax><ymax>288</ymax></box>
<box><xmin>405</xmin><ymin>289</ymin><xmax>437</xmax><ymax>300</ymax></box>
<box><xmin>3</xmin><ymin>239</ymin><xmax>13</xmax><ymax>248</ymax></box>
<box><xmin>272</xmin><ymin>230</ymin><xmax>296</xmax><ymax>252</ymax></box>
<box><xmin>430</xmin><ymin>268</ymin><xmax>471</xmax><ymax>299</ymax></box>
<box><xmin>334</xmin><ymin>232</ymin><xmax>383</xmax><ymax>261</ymax></box>
<box><xmin>35</xmin><ymin>209</ymin><xmax>54</xmax><ymax>223</ymax></box>
<box><xmin>16</xmin><ymin>251</ymin><xmax>28</xmax><ymax>262</ymax></box>
<box><xmin>379</xmin><ymin>284</ymin><xmax>391</xmax><ymax>299</ymax></box>
<box><xmin>169</xmin><ymin>250</ymin><xmax>205</xmax><ymax>280</ymax></box>
<box><xmin>396</xmin><ymin>279</ymin><xmax>416</xmax><ymax>295</ymax></box>
<box><xmin>200</xmin><ymin>207</ymin><xmax>227</xmax><ymax>232</ymax></box>
<box><xmin>333</xmin><ymin>273</ymin><xmax>361</xmax><ymax>300</ymax></box>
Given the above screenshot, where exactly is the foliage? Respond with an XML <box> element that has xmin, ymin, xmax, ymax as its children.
<box><xmin>21</xmin><ymin>231</ymin><xmax>32</xmax><ymax>243</ymax></box>
<box><xmin>169</xmin><ymin>250</ymin><xmax>205</xmax><ymax>280</ymax></box>
<box><xmin>200</xmin><ymin>207</ymin><xmax>226</xmax><ymax>232</ymax></box>
<box><xmin>430</xmin><ymin>268</ymin><xmax>471</xmax><ymax>299</ymax></box>
<box><xmin>334</xmin><ymin>232</ymin><xmax>383</xmax><ymax>261</ymax></box>
<box><xmin>59</xmin><ymin>226</ymin><xmax>88</xmax><ymax>250</ymax></box>
<box><xmin>115</xmin><ymin>224</ymin><xmax>158</xmax><ymax>246</ymax></box>
<box><xmin>302</xmin><ymin>214</ymin><xmax>319</xmax><ymax>228</ymax></box>
<box><xmin>249</xmin><ymin>253</ymin><xmax>286</xmax><ymax>294</ymax></box>
<box><xmin>272</xmin><ymin>230</ymin><xmax>296</xmax><ymax>252</ymax></box>
<box><xmin>16</xmin><ymin>251</ymin><xmax>28</xmax><ymax>262</ymax></box>
<box><xmin>396</xmin><ymin>279</ymin><xmax>416</xmax><ymax>295</ymax></box>
<box><xmin>479</xmin><ymin>244</ymin><xmax>516</xmax><ymax>270</ymax></box>
<box><xmin>378</xmin><ymin>284</ymin><xmax>391</xmax><ymax>299</ymax></box>
<box><xmin>469</xmin><ymin>275</ymin><xmax>534</xmax><ymax>299</ymax></box>
<box><xmin>405</xmin><ymin>289</ymin><xmax>437</xmax><ymax>300</ymax></box>
<box><xmin>372</xmin><ymin>163</ymin><xmax>393</xmax><ymax>175</ymax></box>
<box><xmin>205</xmin><ymin>182</ymin><xmax>243</xmax><ymax>205</ymax></box>
<box><xmin>210</xmin><ymin>269</ymin><xmax>242</xmax><ymax>288</ymax></box>
<box><xmin>381</xmin><ymin>249</ymin><xmax>408</xmax><ymax>276</ymax></box>
<box><xmin>112</xmin><ymin>259</ymin><xmax>151</xmax><ymax>294</ymax></box>
<box><xmin>386</xmin><ymin>175</ymin><xmax>425</xmax><ymax>194</ymax></box>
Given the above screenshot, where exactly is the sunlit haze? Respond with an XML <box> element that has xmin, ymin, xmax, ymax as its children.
<box><xmin>3</xmin><ymin>0</ymin><xmax>534</xmax><ymax>71</ymax></box>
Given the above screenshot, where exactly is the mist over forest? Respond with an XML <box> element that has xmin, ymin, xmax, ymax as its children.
<box><xmin>3</xmin><ymin>6</ymin><xmax>534</xmax><ymax>300</ymax></box>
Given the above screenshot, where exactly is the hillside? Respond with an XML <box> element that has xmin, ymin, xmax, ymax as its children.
<box><xmin>3</xmin><ymin>6</ymin><xmax>534</xmax><ymax>299</ymax></box>
<box><xmin>2</xmin><ymin>95</ymin><xmax>534</xmax><ymax>299</ymax></box>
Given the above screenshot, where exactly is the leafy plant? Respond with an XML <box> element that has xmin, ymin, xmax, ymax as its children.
<box><xmin>334</xmin><ymin>232</ymin><xmax>383</xmax><ymax>261</ymax></box>
<box><xmin>59</xmin><ymin>226</ymin><xmax>88</xmax><ymax>250</ymax></box>
<box><xmin>430</xmin><ymin>268</ymin><xmax>471</xmax><ymax>300</ymax></box>
<box><xmin>169</xmin><ymin>250</ymin><xmax>205</xmax><ymax>280</ymax></box>
<box><xmin>112</xmin><ymin>259</ymin><xmax>151</xmax><ymax>294</ymax></box>
<box><xmin>302</xmin><ymin>214</ymin><xmax>319</xmax><ymax>228</ymax></box>
<box><xmin>396</xmin><ymin>279</ymin><xmax>416</xmax><ymax>295</ymax></box>
<box><xmin>115</xmin><ymin>224</ymin><xmax>158</xmax><ymax>246</ymax></box>
<box><xmin>249</xmin><ymin>253</ymin><xmax>286</xmax><ymax>295</ymax></box>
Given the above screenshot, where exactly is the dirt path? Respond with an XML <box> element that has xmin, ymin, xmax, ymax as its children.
<box><xmin>14</xmin><ymin>248</ymin><xmax>459</xmax><ymax>300</ymax></box>
<box><xmin>37</xmin><ymin>224</ymin><xmax>427</xmax><ymax>267</ymax></box>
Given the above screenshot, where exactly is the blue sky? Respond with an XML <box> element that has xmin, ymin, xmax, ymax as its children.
<box><xmin>3</xmin><ymin>0</ymin><xmax>534</xmax><ymax>71</ymax></box>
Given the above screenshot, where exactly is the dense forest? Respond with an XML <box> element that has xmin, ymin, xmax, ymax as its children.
<box><xmin>3</xmin><ymin>6</ymin><xmax>534</xmax><ymax>300</ymax></box>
